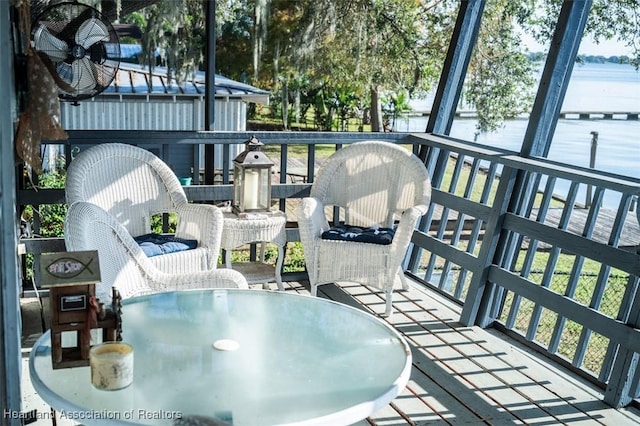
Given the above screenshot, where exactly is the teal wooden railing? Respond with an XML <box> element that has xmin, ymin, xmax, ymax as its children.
<box><xmin>19</xmin><ymin>130</ymin><xmax>640</xmax><ymax>407</ymax></box>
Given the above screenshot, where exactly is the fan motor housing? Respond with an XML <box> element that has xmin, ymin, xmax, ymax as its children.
<box><xmin>71</xmin><ymin>45</ymin><xmax>86</xmax><ymax>60</ymax></box>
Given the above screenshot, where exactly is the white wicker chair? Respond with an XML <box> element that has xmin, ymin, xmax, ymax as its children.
<box><xmin>297</xmin><ymin>141</ymin><xmax>431</xmax><ymax>316</ymax></box>
<box><xmin>66</xmin><ymin>143</ymin><xmax>222</xmax><ymax>274</ymax></box>
<box><xmin>64</xmin><ymin>201</ymin><xmax>248</xmax><ymax>303</ymax></box>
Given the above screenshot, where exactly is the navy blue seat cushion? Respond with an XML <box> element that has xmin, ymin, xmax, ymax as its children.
<box><xmin>321</xmin><ymin>225</ymin><xmax>395</xmax><ymax>245</ymax></box>
<box><xmin>134</xmin><ymin>233</ymin><xmax>198</xmax><ymax>257</ymax></box>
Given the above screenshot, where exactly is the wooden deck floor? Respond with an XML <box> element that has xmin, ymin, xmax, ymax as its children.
<box><xmin>21</xmin><ymin>278</ymin><xmax>640</xmax><ymax>425</ymax></box>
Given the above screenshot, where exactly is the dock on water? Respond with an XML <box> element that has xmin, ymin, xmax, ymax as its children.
<box><xmin>408</xmin><ymin>110</ymin><xmax>640</xmax><ymax>120</ymax></box>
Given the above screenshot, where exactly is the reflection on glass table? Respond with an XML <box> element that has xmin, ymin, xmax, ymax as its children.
<box><xmin>30</xmin><ymin>289</ymin><xmax>412</xmax><ymax>426</ymax></box>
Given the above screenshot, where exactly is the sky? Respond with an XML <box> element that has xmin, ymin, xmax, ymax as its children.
<box><xmin>521</xmin><ymin>33</ymin><xmax>633</xmax><ymax>57</ymax></box>
<box><xmin>577</xmin><ymin>36</ymin><xmax>633</xmax><ymax>56</ymax></box>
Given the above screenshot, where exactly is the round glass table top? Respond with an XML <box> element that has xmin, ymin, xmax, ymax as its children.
<box><xmin>30</xmin><ymin>289</ymin><xmax>412</xmax><ymax>425</ymax></box>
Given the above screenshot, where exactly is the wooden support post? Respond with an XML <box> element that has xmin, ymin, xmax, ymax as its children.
<box><xmin>409</xmin><ymin>0</ymin><xmax>485</xmax><ymax>272</ymax></box>
<box><xmin>465</xmin><ymin>0</ymin><xmax>593</xmax><ymax>327</ymax></box>
<box><xmin>604</xmin><ymin>270</ymin><xmax>640</xmax><ymax>407</ymax></box>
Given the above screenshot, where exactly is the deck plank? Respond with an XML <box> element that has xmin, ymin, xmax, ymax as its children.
<box><xmin>329</xmin><ymin>280</ymin><xmax>640</xmax><ymax>425</ymax></box>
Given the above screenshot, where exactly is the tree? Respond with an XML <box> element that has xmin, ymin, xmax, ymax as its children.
<box><xmin>248</xmin><ymin>0</ymin><xmax>454</xmax><ymax>131</ymax></box>
<box><xmin>128</xmin><ymin>0</ymin><xmax>640</xmax><ymax>135</ymax></box>
<box><xmin>120</xmin><ymin>0</ymin><xmax>245</xmax><ymax>85</ymax></box>
<box><xmin>518</xmin><ymin>0</ymin><xmax>640</xmax><ymax>68</ymax></box>
<box><xmin>466</xmin><ymin>0</ymin><xmax>536</xmax><ymax>136</ymax></box>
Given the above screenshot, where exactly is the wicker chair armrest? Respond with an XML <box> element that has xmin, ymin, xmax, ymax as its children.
<box><xmin>389</xmin><ymin>205</ymin><xmax>429</xmax><ymax>264</ymax></box>
<box><xmin>174</xmin><ymin>203</ymin><xmax>223</xmax><ymax>250</ymax></box>
<box><xmin>297</xmin><ymin>197</ymin><xmax>330</xmax><ymax>241</ymax></box>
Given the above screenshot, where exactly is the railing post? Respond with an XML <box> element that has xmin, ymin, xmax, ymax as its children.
<box><xmin>459</xmin><ymin>165</ymin><xmax>518</xmax><ymax>326</ymax></box>
<box><xmin>0</xmin><ymin>0</ymin><xmax>23</xmax><ymax>421</ymax></box>
<box><xmin>204</xmin><ymin>0</ymin><xmax>217</xmax><ymax>184</ymax></box>
<box><xmin>586</xmin><ymin>130</ymin><xmax>598</xmax><ymax>208</ymax></box>
<box><xmin>603</xmin><ymin>207</ymin><xmax>640</xmax><ymax>407</ymax></box>
<box><xmin>604</xmin><ymin>264</ymin><xmax>640</xmax><ymax>407</ymax></box>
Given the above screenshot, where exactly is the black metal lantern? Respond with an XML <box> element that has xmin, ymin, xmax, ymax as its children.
<box><xmin>232</xmin><ymin>136</ymin><xmax>274</xmax><ymax>213</ymax></box>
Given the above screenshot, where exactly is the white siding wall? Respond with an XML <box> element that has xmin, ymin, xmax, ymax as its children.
<box><xmin>60</xmin><ymin>97</ymin><xmax>247</xmax><ymax>131</ymax></box>
<box><xmin>59</xmin><ymin>97</ymin><xmax>248</xmax><ymax>169</ymax></box>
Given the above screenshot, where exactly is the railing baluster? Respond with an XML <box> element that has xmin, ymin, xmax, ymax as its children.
<box><xmin>525</xmin><ymin>180</ymin><xmax>578</xmax><ymax>342</ymax></box>
<box><xmin>279</xmin><ymin>144</ymin><xmax>289</xmax><ymax>212</ymax></box>
<box><xmin>444</xmin><ymin>157</ymin><xmax>479</xmax><ymax>298</ymax></box>
<box><xmin>573</xmin><ymin>193</ymin><xmax>634</xmax><ymax>367</ymax></box>
<box><xmin>436</xmin><ymin>154</ymin><xmax>465</xmax><ymax>290</ymax></box>
<box><xmin>549</xmin><ymin>186</ymin><xmax>605</xmax><ymax>354</ymax></box>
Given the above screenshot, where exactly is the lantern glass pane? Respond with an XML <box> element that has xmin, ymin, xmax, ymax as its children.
<box><xmin>258</xmin><ymin>168</ymin><xmax>270</xmax><ymax>209</ymax></box>
<box><xmin>243</xmin><ymin>168</ymin><xmax>261</xmax><ymax>210</ymax></box>
<box><xmin>233</xmin><ymin>164</ymin><xmax>244</xmax><ymax>211</ymax></box>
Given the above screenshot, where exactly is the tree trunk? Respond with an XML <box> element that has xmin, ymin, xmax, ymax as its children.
<box><xmin>253</xmin><ymin>0</ymin><xmax>269</xmax><ymax>81</ymax></box>
<box><xmin>294</xmin><ymin>88</ymin><xmax>301</xmax><ymax>127</ymax></box>
<box><xmin>282</xmin><ymin>79</ymin><xmax>289</xmax><ymax>130</ymax></box>
<box><xmin>370</xmin><ymin>85</ymin><xmax>383</xmax><ymax>132</ymax></box>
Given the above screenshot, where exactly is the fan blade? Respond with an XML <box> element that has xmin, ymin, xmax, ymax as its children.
<box><xmin>55</xmin><ymin>5</ymin><xmax>94</xmax><ymax>45</ymax></box>
<box><xmin>56</xmin><ymin>62</ymin><xmax>73</xmax><ymax>85</ymax></box>
<box><xmin>33</xmin><ymin>24</ymin><xmax>68</xmax><ymax>62</ymax></box>
<box><xmin>71</xmin><ymin>57</ymin><xmax>98</xmax><ymax>94</ymax></box>
<box><xmin>75</xmin><ymin>18</ymin><xmax>110</xmax><ymax>49</ymax></box>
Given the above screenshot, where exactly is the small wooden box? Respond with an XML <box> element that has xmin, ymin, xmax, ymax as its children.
<box><xmin>40</xmin><ymin>251</ymin><xmax>121</xmax><ymax>369</ymax></box>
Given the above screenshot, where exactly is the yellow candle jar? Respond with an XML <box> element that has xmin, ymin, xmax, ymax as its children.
<box><xmin>90</xmin><ymin>342</ymin><xmax>134</xmax><ymax>391</ymax></box>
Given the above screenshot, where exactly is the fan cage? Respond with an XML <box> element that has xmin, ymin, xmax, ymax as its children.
<box><xmin>32</xmin><ymin>1</ymin><xmax>120</xmax><ymax>102</ymax></box>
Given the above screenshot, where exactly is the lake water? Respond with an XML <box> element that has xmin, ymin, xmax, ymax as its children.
<box><xmin>395</xmin><ymin>62</ymin><xmax>640</xmax><ymax>180</ymax></box>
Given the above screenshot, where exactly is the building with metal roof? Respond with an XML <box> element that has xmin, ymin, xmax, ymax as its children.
<box><xmin>60</xmin><ymin>60</ymin><xmax>270</xmax><ymax>129</ymax></box>
<box><xmin>56</xmin><ymin>61</ymin><xmax>270</xmax><ymax>176</ymax></box>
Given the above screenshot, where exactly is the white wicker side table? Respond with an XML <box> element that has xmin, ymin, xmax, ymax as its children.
<box><xmin>221</xmin><ymin>210</ymin><xmax>287</xmax><ymax>290</ymax></box>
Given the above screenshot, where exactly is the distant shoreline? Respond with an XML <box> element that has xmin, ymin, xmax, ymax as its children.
<box><xmin>527</xmin><ymin>52</ymin><xmax>636</xmax><ymax>65</ymax></box>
